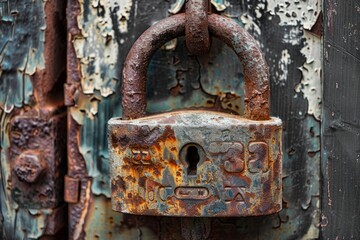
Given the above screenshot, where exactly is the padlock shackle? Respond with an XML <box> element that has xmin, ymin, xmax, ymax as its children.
<box><xmin>122</xmin><ymin>13</ymin><xmax>270</xmax><ymax>120</ymax></box>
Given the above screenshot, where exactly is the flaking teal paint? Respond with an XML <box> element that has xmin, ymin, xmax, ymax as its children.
<box><xmin>0</xmin><ymin>0</ymin><xmax>49</xmax><ymax>238</ymax></box>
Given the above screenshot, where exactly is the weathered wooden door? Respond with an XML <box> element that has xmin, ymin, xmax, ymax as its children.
<box><xmin>1</xmin><ymin>0</ymin><xmax>359</xmax><ymax>239</ymax></box>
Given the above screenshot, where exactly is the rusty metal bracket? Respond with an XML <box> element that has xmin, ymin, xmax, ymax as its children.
<box><xmin>185</xmin><ymin>0</ymin><xmax>211</xmax><ymax>55</ymax></box>
<box><xmin>9</xmin><ymin>113</ymin><xmax>67</xmax><ymax>208</ymax></box>
<box><xmin>64</xmin><ymin>175</ymin><xmax>80</xmax><ymax>203</ymax></box>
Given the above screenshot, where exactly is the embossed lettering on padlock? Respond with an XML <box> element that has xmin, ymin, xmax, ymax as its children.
<box><xmin>109</xmin><ymin>13</ymin><xmax>282</xmax><ymax>217</ymax></box>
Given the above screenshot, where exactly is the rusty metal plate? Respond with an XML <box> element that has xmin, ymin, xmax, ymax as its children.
<box><xmin>9</xmin><ymin>113</ymin><xmax>67</xmax><ymax>208</ymax></box>
<box><xmin>109</xmin><ymin>110</ymin><xmax>282</xmax><ymax>217</ymax></box>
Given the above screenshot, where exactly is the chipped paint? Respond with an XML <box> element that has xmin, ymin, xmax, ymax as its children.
<box><xmin>111</xmin><ymin>0</ymin><xmax>133</xmax><ymax>33</ymax></box>
<box><xmin>169</xmin><ymin>0</ymin><xmax>226</xmax><ymax>14</ymax></box>
<box><xmin>275</xmin><ymin>49</ymin><xmax>292</xmax><ymax>86</ymax></box>
<box><xmin>282</xmin><ymin>26</ymin><xmax>303</xmax><ymax>45</ymax></box>
<box><xmin>295</xmin><ymin>31</ymin><xmax>322</xmax><ymax>120</ymax></box>
<box><xmin>74</xmin><ymin>0</ymin><xmax>119</xmax><ymax>97</ymax></box>
<box><xmin>70</xmin><ymin>91</ymin><xmax>101</xmax><ymax>123</ymax></box>
<box><xmin>267</xmin><ymin>0</ymin><xmax>321</xmax><ymax>29</ymax></box>
<box><xmin>0</xmin><ymin>0</ymin><xmax>46</xmax><ymax>109</ymax></box>
<box><xmin>241</xmin><ymin>13</ymin><xmax>261</xmax><ymax>38</ymax></box>
<box><xmin>267</xmin><ymin>0</ymin><xmax>322</xmax><ymax>119</ymax></box>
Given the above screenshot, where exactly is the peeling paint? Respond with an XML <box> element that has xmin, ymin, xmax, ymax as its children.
<box><xmin>70</xmin><ymin>91</ymin><xmax>101</xmax><ymax>124</ymax></box>
<box><xmin>267</xmin><ymin>0</ymin><xmax>322</xmax><ymax>120</ymax></box>
<box><xmin>295</xmin><ymin>31</ymin><xmax>322</xmax><ymax>120</ymax></box>
<box><xmin>282</xmin><ymin>26</ymin><xmax>303</xmax><ymax>45</ymax></box>
<box><xmin>275</xmin><ymin>49</ymin><xmax>292</xmax><ymax>86</ymax></box>
<box><xmin>0</xmin><ymin>0</ymin><xmax>46</xmax><ymax>109</ymax></box>
<box><xmin>75</xmin><ymin>0</ymin><xmax>120</xmax><ymax>97</ymax></box>
<box><xmin>111</xmin><ymin>0</ymin><xmax>133</xmax><ymax>33</ymax></box>
<box><xmin>241</xmin><ymin>13</ymin><xmax>261</xmax><ymax>37</ymax></box>
<box><xmin>267</xmin><ymin>0</ymin><xmax>321</xmax><ymax>29</ymax></box>
<box><xmin>169</xmin><ymin>0</ymin><xmax>227</xmax><ymax>14</ymax></box>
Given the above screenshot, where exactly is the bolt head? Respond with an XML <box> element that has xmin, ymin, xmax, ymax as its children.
<box><xmin>14</xmin><ymin>151</ymin><xmax>46</xmax><ymax>183</ymax></box>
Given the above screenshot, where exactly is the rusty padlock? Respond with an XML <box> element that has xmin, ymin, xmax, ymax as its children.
<box><xmin>109</xmin><ymin>13</ymin><xmax>282</xmax><ymax>217</ymax></box>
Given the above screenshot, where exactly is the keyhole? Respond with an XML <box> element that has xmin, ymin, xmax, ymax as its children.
<box><xmin>186</xmin><ymin>146</ymin><xmax>200</xmax><ymax>176</ymax></box>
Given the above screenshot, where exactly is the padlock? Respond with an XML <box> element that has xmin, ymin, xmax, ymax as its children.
<box><xmin>109</xmin><ymin>13</ymin><xmax>282</xmax><ymax>217</ymax></box>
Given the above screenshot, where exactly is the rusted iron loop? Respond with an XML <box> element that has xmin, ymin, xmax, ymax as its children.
<box><xmin>185</xmin><ymin>0</ymin><xmax>211</xmax><ymax>55</ymax></box>
<box><xmin>122</xmin><ymin>13</ymin><xmax>270</xmax><ymax>121</ymax></box>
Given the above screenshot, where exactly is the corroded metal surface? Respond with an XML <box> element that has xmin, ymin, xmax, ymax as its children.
<box><xmin>66</xmin><ymin>0</ymin><xmax>91</xmax><ymax>239</ymax></box>
<box><xmin>9</xmin><ymin>113</ymin><xmax>67</xmax><ymax>208</ymax></box>
<box><xmin>185</xmin><ymin>0</ymin><xmax>211</xmax><ymax>55</ymax></box>
<box><xmin>114</xmin><ymin>11</ymin><xmax>280</xmax><ymax>217</ymax></box>
<box><xmin>13</xmin><ymin>150</ymin><xmax>47</xmax><ymax>183</ymax></box>
<box><xmin>64</xmin><ymin>175</ymin><xmax>80</xmax><ymax>203</ymax></box>
<box><xmin>110</xmin><ymin>111</ymin><xmax>282</xmax><ymax>216</ymax></box>
<box><xmin>122</xmin><ymin>13</ymin><xmax>269</xmax><ymax>121</ymax></box>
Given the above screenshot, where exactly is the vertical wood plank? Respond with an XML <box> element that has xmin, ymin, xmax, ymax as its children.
<box><xmin>322</xmin><ymin>1</ymin><xmax>360</xmax><ymax>238</ymax></box>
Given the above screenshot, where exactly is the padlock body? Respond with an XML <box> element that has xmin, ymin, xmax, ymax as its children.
<box><xmin>109</xmin><ymin>110</ymin><xmax>282</xmax><ymax>217</ymax></box>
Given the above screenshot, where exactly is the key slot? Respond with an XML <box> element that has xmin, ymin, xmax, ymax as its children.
<box><xmin>180</xmin><ymin>143</ymin><xmax>205</xmax><ymax>177</ymax></box>
<box><xmin>186</xmin><ymin>146</ymin><xmax>200</xmax><ymax>176</ymax></box>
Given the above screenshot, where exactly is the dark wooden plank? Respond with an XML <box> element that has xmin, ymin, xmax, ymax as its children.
<box><xmin>322</xmin><ymin>0</ymin><xmax>360</xmax><ymax>238</ymax></box>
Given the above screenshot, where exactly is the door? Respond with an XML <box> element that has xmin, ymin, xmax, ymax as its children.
<box><xmin>1</xmin><ymin>0</ymin><xmax>359</xmax><ymax>239</ymax></box>
<box><xmin>65</xmin><ymin>0</ymin><xmax>321</xmax><ymax>238</ymax></box>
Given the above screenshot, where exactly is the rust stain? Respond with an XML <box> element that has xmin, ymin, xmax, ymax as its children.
<box><xmin>73</xmin><ymin>180</ymin><xmax>92</xmax><ymax>240</ymax></box>
<box><xmin>64</xmin><ymin>175</ymin><xmax>80</xmax><ymax>203</ymax></box>
<box><xmin>9</xmin><ymin>113</ymin><xmax>67</xmax><ymax>209</ymax></box>
<box><xmin>308</xmin><ymin>12</ymin><xmax>323</xmax><ymax>37</ymax></box>
<box><xmin>185</xmin><ymin>0</ymin><xmax>211</xmax><ymax>55</ymax></box>
<box><xmin>66</xmin><ymin>0</ymin><xmax>90</xmax><ymax>238</ymax></box>
<box><xmin>109</xmin><ymin>111</ymin><xmax>282</xmax><ymax>217</ymax></box>
<box><xmin>31</xmin><ymin>0</ymin><xmax>66</xmax><ymax>110</ymax></box>
<box><xmin>13</xmin><ymin>150</ymin><xmax>47</xmax><ymax>183</ymax></box>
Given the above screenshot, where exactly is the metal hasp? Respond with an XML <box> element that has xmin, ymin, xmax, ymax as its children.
<box><xmin>9</xmin><ymin>113</ymin><xmax>67</xmax><ymax>208</ymax></box>
<box><xmin>109</xmin><ymin>13</ymin><xmax>282</xmax><ymax>217</ymax></box>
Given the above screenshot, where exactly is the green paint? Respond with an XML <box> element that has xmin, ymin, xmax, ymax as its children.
<box><xmin>0</xmin><ymin>0</ymin><xmax>46</xmax><ymax>110</ymax></box>
<box><xmin>0</xmin><ymin>1</ymin><xmax>52</xmax><ymax>239</ymax></box>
